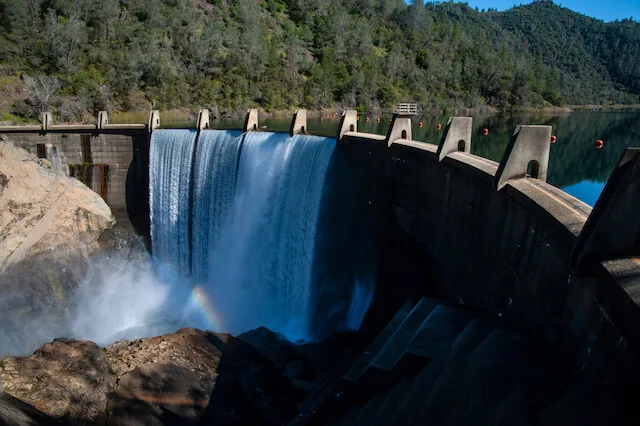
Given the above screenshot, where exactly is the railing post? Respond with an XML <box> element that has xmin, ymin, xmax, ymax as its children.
<box><xmin>436</xmin><ymin>117</ymin><xmax>472</xmax><ymax>161</ymax></box>
<box><xmin>196</xmin><ymin>109</ymin><xmax>210</xmax><ymax>130</ymax></box>
<box><xmin>148</xmin><ymin>110</ymin><xmax>160</xmax><ymax>131</ymax></box>
<box><xmin>386</xmin><ymin>114</ymin><xmax>412</xmax><ymax>146</ymax></box>
<box><xmin>42</xmin><ymin>112</ymin><xmax>52</xmax><ymax>130</ymax></box>
<box><xmin>97</xmin><ymin>111</ymin><xmax>109</xmax><ymax>129</ymax></box>
<box><xmin>494</xmin><ymin>125</ymin><xmax>552</xmax><ymax>191</ymax></box>
<box><xmin>244</xmin><ymin>109</ymin><xmax>258</xmax><ymax>132</ymax></box>
<box><xmin>290</xmin><ymin>109</ymin><xmax>307</xmax><ymax>136</ymax></box>
<box><xmin>337</xmin><ymin>110</ymin><xmax>357</xmax><ymax>141</ymax></box>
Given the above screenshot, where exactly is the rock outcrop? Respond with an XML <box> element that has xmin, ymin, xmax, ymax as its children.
<box><xmin>0</xmin><ymin>141</ymin><xmax>114</xmax><ymax>268</ymax></box>
<box><xmin>0</xmin><ymin>328</ymin><xmax>302</xmax><ymax>425</ymax></box>
<box><xmin>0</xmin><ymin>141</ymin><xmax>145</xmax><ymax>356</ymax></box>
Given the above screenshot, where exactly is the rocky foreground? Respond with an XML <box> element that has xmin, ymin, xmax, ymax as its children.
<box><xmin>0</xmin><ymin>142</ymin><xmax>346</xmax><ymax>425</ymax></box>
<box><xmin>0</xmin><ymin>327</ymin><xmax>305</xmax><ymax>425</ymax></box>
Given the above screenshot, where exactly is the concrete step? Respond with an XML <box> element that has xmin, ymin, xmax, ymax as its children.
<box><xmin>338</xmin><ymin>407</ymin><xmax>361</xmax><ymax>426</ymax></box>
<box><xmin>457</xmin><ymin>329</ymin><xmax>562</xmax><ymax>426</ymax></box>
<box><xmin>415</xmin><ymin>320</ymin><xmax>497</xmax><ymax>425</ymax></box>
<box><xmin>343</xmin><ymin>299</ymin><xmax>415</xmax><ymax>382</ymax></box>
<box><xmin>536</xmin><ymin>358</ymin><xmax>629</xmax><ymax>426</ymax></box>
<box><xmin>353</xmin><ymin>393</ymin><xmax>386</xmax><ymax>426</ymax></box>
<box><xmin>389</xmin><ymin>359</ymin><xmax>444</xmax><ymax>425</ymax></box>
<box><xmin>445</xmin><ymin>318</ymin><xmax>496</xmax><ymax>365</ymax></box>
<box><xmin>372</xmin><ymin>377</ymin><xmax>413</xmax><ymax>426</ymax></box>
<box><xmin>406</xmin><ymin>304</ymin><xmax>474</xmax><ymax>360</ymax></box>
<box><xmin>290</xmin><ymin>379</ymin><xmax>338</xmax><ymax>426</ymax></box>
<box><xmin>371</xmin><ymin>298</ymin><xmax>437</xmax><ymax>370</ymax></box>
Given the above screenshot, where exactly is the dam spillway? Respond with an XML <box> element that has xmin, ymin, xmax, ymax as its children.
<box><xmin>149</xmin><ymin>128</ymin><xmax>368</xmax><ymax>341</ymax></box>
<box><xmin>3</xmin><ymin>108</ymin><xmax>640</xmax><ymax>423</ymax></box>
<box><xmin>149</xmin><ymin>129</ymin><xmax>197</xmax><ymax>277</ymax></box>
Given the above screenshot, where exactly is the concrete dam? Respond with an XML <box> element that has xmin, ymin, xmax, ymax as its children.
<box><xmin>1</xmin><ymin>108</ymin><xmax>640</xmax><ymax>424</ymax></box>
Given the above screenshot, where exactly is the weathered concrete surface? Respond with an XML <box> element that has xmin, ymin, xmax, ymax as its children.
<box><xmin>294</xmin><ymin>298</ymin><xmax>577</xmax><ymax>426</ymax></box>
<box><xmin>0</xmin><ymin>328</ymin><xmax>302</xmax><ymax>425</ymax></box>
<box><xmin>383</xmin><ymin>138</ymin><xmax>593</xmax><ymax>339</ymax></box>
<box><xmin>337</xmin><ymin>126</ymin><xmax>640</xmax><ymax>423</ymax></box>
<box><xmin>0</xmin><ymin>141</ymin><xmax>114</xmax><ymax>268</ymax></box>
<box><xmin>0</xmin><ymin>132</ymin><xmax>136</xmax><ymax>213</ymax></box>
<box><xmin>310</xmin><ymin>132</ymin><xmax>391</xmax><ymax>338</ymax></box>
<box><xmin>572</xmin><ymin>148</ymin><xmax>640</xmax><ymax>271</ymax></box>
<box><xmin>333</xmin><ymin>121</ymin><xmax>640</xmax><ymax>423</ymax></box>
<box><xmin>495</xmin><ymin>125</ymin><xmax>552</xmax><ymax>190</ymax></box>
<box><xmin>435</xmin><ymin>116</ymin><xmax>472</xmax><ymax>161</ymax></box>
<box><xmin>337</xmin><ymin>110</ymin><xmax>358</xmax><ymax>140</ymax></box>
<box><xmin>290</xmin><ymin>109</ymin><xmax>307</xmax><ymax>136</ymax></box>
<box><xmin>386</xmin><ymin>115</ymin><xmax>412</xmax><ymax>146</ymax></box>
<box><xmin>244</xmin><ymin>108</ymin><xmax>258</xmax><ymax>132</ymax></box>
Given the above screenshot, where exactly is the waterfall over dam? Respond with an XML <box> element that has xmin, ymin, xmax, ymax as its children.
<box><xmin>149</xmin><ymin>129</ymin><xmax>373</xmax><ymax>341</ymax></box>
<box><xmin>149</xmin><ymin>129</ymin><xmax>197</xmax><ymax>277</ymax></box>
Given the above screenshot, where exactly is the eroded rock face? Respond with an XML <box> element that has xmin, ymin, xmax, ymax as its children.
<box><xmin>0</xmin><ymin>328</ymin><xmax>302</xmax><ymax>425</ymax></box>
<box><xmin>0</xmin><ymin>141</ymin><xmax>114</xmax><ymax>267</ymax></box>
<box><xmin>0</xmin><ymin>339</ymin><xmax>114</xmax><ymax>423</ymax></box>
<box><xmin>0</xmin><ymin>141</ymin><xmax>146</xmax><ymax>356</ymax></box>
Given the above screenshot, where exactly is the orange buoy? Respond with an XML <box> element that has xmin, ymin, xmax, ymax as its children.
<box><xmin>325</xmin><ymin>113</ymin><xmax>329</xmax><ymax>118</ymax></box>
<box><xmin>550</xmin><ymin>135</ymin><xmax>557</xmax><ymax>143</ymax></box>
<box><xmin>333</xmin><ymin>113</ymin><xmax>337</xmax><ymax>118</ymax></box>
<box><xmin>436</xmin><ymin>123</ymin><xmax>442</xmax><ymax>130</ymax></box>
<box><xmin>377</xmin><ymin>118</ymin><xmax>381</xmax><ymax>123</ymax></box>
<box><xmin>595</xmin><ymin>139</ymin><xmax>604</xmax><ymax>149</ymax></box>
<box><xmin>419</xmin><ymin>122</ymin><xmax>423</xmax><ymax>128</ymax></box>
<box><xmin>388</xmin><ymin>119</ymin><xmax>392</xmax><ymax>124</ymax></box>
<box><xmin>483</xmin><ymin>128</ymin><xmax>489</xmax><ymax>136</ymax></box>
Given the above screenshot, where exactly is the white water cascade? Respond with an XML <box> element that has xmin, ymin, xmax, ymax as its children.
<box><xmin>149</xmin><ymin>129</ymin><xmax>374</xmax><ymax>341</ymax></box>
<box><xmin>149</xmin><ymin>129</ymin><xmax>197</xmax><ymax>277</ymax></box>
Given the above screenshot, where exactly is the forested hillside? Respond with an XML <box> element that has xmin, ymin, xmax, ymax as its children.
<box><xmin>0</xmin><ymin>0</ymin><xmax>638</xmax><ymax>121</ymax></box>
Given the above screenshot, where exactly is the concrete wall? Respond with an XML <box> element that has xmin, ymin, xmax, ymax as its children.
<box><xmin>3</xmin><ymin>111</ymin><xmax>640</xmax><ymax>399</ymax></box>
<box><xmin>342</xmin><ymin>115</ymin><xmax>640</xmax><ymax>417</ymax></box>
<box><xmin>0</xmin><ymin>132</ymin><xmax>137</xmax><ymax>227</ymax></box>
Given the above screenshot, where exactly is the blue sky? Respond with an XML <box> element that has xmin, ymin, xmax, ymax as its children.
<box><xmin>441</xmin><ymin>0</ymin><xmax>640</xmax><ymax>22</ymax></box>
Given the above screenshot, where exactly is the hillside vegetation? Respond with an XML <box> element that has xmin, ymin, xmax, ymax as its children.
<box><xmin>0</xmin><ymin>0</ymin><xmax>638</xmax><ymax>120</ymax></box>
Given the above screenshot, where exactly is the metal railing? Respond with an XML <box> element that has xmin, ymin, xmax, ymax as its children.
<box><xmin>393</xmin><ymin>103</ymin><xmax>419</xmax><ymax>115</ymax></box>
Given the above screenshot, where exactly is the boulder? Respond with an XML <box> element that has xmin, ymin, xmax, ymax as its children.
<box><xmin>0</xmin><ymin>141</ymin><xmax>114</xmax><ymax>268</ymax></box>
<box><xmin>0</xmin><ymin>328</ymin><xmax>303</xmax><ymax>425</ymax></box>
<box><xmin>0</xmin><ymin>339</ymin><xmax>114</xmax><ymax>423</ymax></box>
<box><xmin>0</xmin><ymin>141</ymin><xmax>144</xmax><ymax>356</ymax></box>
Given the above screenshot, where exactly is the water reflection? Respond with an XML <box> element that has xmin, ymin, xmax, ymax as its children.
<box><xmin>284</xmin><ymin>111</ymin><xmax>640</xmax><ymax>206</ymax></box>
<box><xmin>191</xmin><ymin>110</ymin><xmax>640</xmax><ymax>207</ymax></box>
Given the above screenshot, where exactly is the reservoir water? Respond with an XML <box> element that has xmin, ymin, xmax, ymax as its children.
<box><xmin>207</xmin><ymin>109</ymin><xmax>640</xmax><ymax>207</ymax></box>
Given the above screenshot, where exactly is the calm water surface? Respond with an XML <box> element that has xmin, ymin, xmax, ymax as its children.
<box><xmin>255</xmin><ymin>111</ymin><xmax>640</xmax><ymax>207</ymax></box>
<box><xmin>144</xmin><ymin>110</ymin><xmax>640</xmax><ymax>207</ymax></box>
